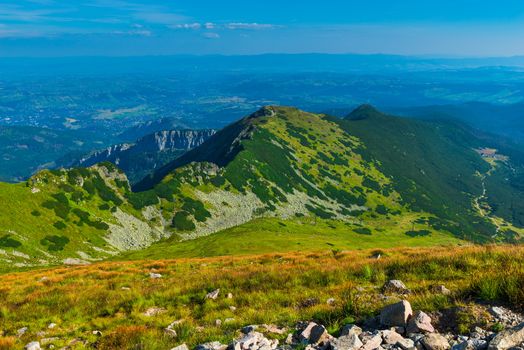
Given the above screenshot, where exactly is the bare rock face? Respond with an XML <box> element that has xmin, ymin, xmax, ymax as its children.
<box><xmin>383</xmin><ymin>280</ymin><xmax>411</xmax><ymax>294</ymax></box>
<box><xmin>488</xmin><ymin>322</ymin><xmax>524</xmax><ymax>350</ymax></box>
<box><xmin>421</xmin><ymin>333</ymin><xmax>451</xmax><ymax>350</ymax></box>
<box><xmin>407</xmin><ymin>311</ymin><xmax>435</xmax><ymax>334</ymax></box>
<box><xmin>380</xmin><ymin>300</ymin><xmax>413</xmax><ymax>327</ymax></box>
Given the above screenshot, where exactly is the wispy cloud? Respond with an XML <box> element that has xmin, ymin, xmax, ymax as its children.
<box><xmin>202</xmin><ymin>32</ymin><xmax>219</xmax><ymax>39</ymax></box>
<box><xmin>170</xmin><ymin>22</ymin><xmax>280</xmax><ymax>31</ymax></box>
<box><xmin>170</xmin><ymin>22</ymin><xmax>201</xmax><ymax>30</ymax></box>
<box><xmin>224</xmin><ymin>23</ymin><xmax>279</xmax><ymax>30</ymax></box>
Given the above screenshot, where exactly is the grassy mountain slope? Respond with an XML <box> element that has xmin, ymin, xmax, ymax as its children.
<box><xmin>0</xmin><ymin>163</ymin><xmax>165</xmax><ymax>270</ymax></box>
<box><xmin>1</xmin><ymin>105</ymin><xmax>522</xmax><ymax>271</ymax></box>
<box><xmin>334</xmin><ymin>105</ymin><xmax>524</xmax><ymax>241</ymax></box>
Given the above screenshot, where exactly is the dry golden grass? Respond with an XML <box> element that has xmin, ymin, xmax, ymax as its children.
<box><xmin>0</xmin><ymin>245</ymin><xmax>523</xmax><ymax>349</ymax></box>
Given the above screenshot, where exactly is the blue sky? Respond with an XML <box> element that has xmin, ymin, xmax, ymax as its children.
<box><xmin>1</xmin><ymin>0</ymin><xmax>524</xmax><ymax>57</ymax></box>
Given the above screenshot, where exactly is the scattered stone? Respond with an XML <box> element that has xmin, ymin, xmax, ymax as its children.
<box><xmin>18</xmin><ymin>327</ymin><xmax>28</xmax><ymax>337</ymax></box>
<box><xmin>331</xmin><ymin>333</ymin><xmax>363</xmax><ymax>350</ymax></box>
<box><xmin>453</xmin><ymin>339</ymin><xmax>488</xmax><ymax>350</ymax></box>
<box><xmin>227</xmin><ymin>293</ymin><xmax>233</xmax><ymax>299</ymax></box>
<box><xmin>266</xmin><ymin>324</ymin><xmax>286</xmax><ymax>335</ymax></box>
<box><xmin>206</xmin><ymin>289</ymin><xmax>220</xmax><ymax>300</ymax></box>
<box><xmin>488</xmin><ymin>322</ymin><xmax>524</xmax><ymax>350</ymax></box>
<box><xmin>121</xmin><ymin>286</ymin><xmax>131</xmax><ymax>290</ymax></box>
<box><xmin>165</xmin><ymin>320</ymin><xmax>184</xmax><ymax>338</ymax></box>
<box><xmin>230</xmin><ymin>306</ymin><xmax>237</xmax><ymax>311</ymax></box>
<box><xmin>40</xmin><ymin>338</ymin><xmax>59</xmax><ymax>345</ymax></box>
<box><xmin>299</xmin><ymin>298</ymin><xmax>319</xmax><ymax>308</ymax></box>
<box><xmin>407</xmin><ymin>311</ymin><xmax>435</xmax><ymax>334</ymax></box>
<box><xmin>360</xmin><ymin>331</ymin><xmax>383</xmax><ymax>350</ymax></box>
<box><xmin>215</xmin><ymin>319</ymin><xmax>222</xmax><ymax>327</ymax></box>
<box><xmin>242</xmin><ymin>325</ymin><xmax>259</xmax><ymax>334</ymax></box>
<box><xmin>171</xmin><ymin>344</ymin><xmax>189</xmax><ymax>350</ymax></box>
<box><xmin>340</xmin><ymin>324</ymin><xmax>363</xmax><ymax>337</ymax></box>
<box><xmin>24</xmin><ymin>342</ymin><xmax>40</xmax><ymax>350</ymax></box>
<box><xmin>233</xmin><ymin>331</ymin><xmax>277</xmax><ymax>350</ymax></box>
<box><xmin>380</xmin><ymin>300</ymin><xmax>413</xmax><ymax>327</ymax></box>
<box><xmin>382</xmin><ymin>330</ymin><xmax>406</xmax><ymax>345</ymax></box>
<box><xmin>299</xmin><ymin>322</ymin><xmax>329</xmax><ymax>345</ymax></box>
<box><xmin>92</xmin><ymin>330</ymin><xmax>102</xmax><ymax>336</ymax></box>
<box><xmin>421</xmin><ymin>333</ymin><xmax>451</xmax><ymax>350</ymax></box>
<box><xmin>143</xmin><ymin>307</ymin><xmax>167</xmax><ymax>316</ymax></box>
<box><xmin>224</xmin><ymin>318</ymin><xmax>235</xmax><ymax>323</ymax></box>
<box><xmin>383</xmin><ymin>280</ymin><xmax>411</xmax><ymax>294</ymax></box>
<box><xmin>47</xmin><ymin>323</ymin><xmax>57</xmax><ymax>329</ymax></box>
<box><xmin>327</xmin><ymin>298</ymin><xmax>336</xmax><ymax>305</ymax></box>
<box><xmin>149</xmin><ymin>272</ymin><xmax>162</xmax><ymax>279</ymax></box>
<box><xmin>397</xmin><ymin>338</ymin><xmax>416</xmax><ymax>350</ymax></box>
<box><xmin>195</xmin><ymin>341</ymin><xmax>227</xmax><ymax>350</ymax></box>
<box><xmin>433</xmin><ymin>285</ymin><xmax>451</xmax><ymax>295</ymax></box>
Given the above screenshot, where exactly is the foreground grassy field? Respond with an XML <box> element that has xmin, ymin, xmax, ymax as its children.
<box><xmin>0</xmin><ymin>245</ymin><xmax>523</xmax><ymax>349</ymax></box>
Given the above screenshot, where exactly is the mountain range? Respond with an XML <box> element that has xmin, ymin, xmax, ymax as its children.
<box><xmin>0</xmin><ymin>105</ymin><xmax>522</xmax><ymax>269</ymax></box>
<box><xmin>63</xmin><ymin>129</ymin><xmax>216</xmax><ymax>184</ymax></box>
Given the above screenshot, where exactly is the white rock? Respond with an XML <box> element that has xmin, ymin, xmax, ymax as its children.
<box><xmin>47</xmin><ymin>323</ymin><xmax>57</xmax><ymax>329</ymax></box>
<box><xmin>149</xmin><ymin>272</ymin><xmax>162</xmax><ymax>279</ymax></box>
<box><xmin>171</xmin><ymin>344</ymin><xmax>189</xmax><ymax>350</ymax></box>
<box><xmin>143</xmin><ymin>307</ymin><xmax>167</xmax><ymax>316</ymax></box>
<box><xmin>206</xmin><ymin>289</ymin><xmax>220</xmax><ymax>300</ymax></box>
<box><xmin>24</xmin><ymin>342</ymin><xmax>41</xmax><ymax>350</ymax></box>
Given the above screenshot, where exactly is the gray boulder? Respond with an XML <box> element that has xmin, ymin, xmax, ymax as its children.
<box><xmin>299</xmin><ymin>322</ymin><xmax>329</xmax><ymax>345</ymax></box>
<box><xmin>421</xmin><ymin>334</ymin><xmax>450</xmax><ymax>350</ymax></box>
<box><xmin>383</xmin><ymin>280</ymin><xmax>411</xmax><ymax>294</ymax></box>
<box><xmin>380</xmin><ymin>300</ymin><xmax>413</xmax><ymax>327</ymax></box>
<box><xmin>488</xmin><ymin>322</ymin><xmax>524</xmax><ymax>350</ymax></box>
<box><xmin>340</xmin><ymin>324</ymin><xmax>363</xmax><ymax>337</ymax></box>
<box><xmin>331</xmin><ymin>333</ymin><xmax>363</xmax><ymax>350</ymax></box>
<box><xmin>382</xmin><ymin>330</ymin><xmax>406</xmax><ymax>345</ymax></box>
<box><xmin>407</xmin><ymin>311</ymin><xmax>435</xmax><ymax>334</ymax></box>
<box><xmin>360</xmin><ymin>331</ymin><xmax>383</xmax><ymax>350</ymax></box>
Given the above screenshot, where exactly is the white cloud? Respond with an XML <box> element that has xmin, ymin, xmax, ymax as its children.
<box><xmin>170</xmin><ymin>22</ymin><xmax>201</xmax><ymax>29</ymax></box>
<box><xmin>224</xmin><ymin>23</ymin><xmax>278</xmax><ymax>30</ymax></box>
<box><xmin>112</xmin><ymin>29</ymin><xmax>152</xmax><ymax>36</ymax></box>
<box><xmin>204</xmin><ymin>22</ymin><xmax>215</xmax><ymax>29</ymax></box>
<box><xmin>202</xmin><ymin>32</ymin><xmax>219</xmax><ymax>39</ymax></box>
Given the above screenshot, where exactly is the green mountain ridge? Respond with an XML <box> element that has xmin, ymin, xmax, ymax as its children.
<box><xmin>0</xmin><ymin>105</ymin><xmax>523</xmax><ymax>269</ymax></box>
